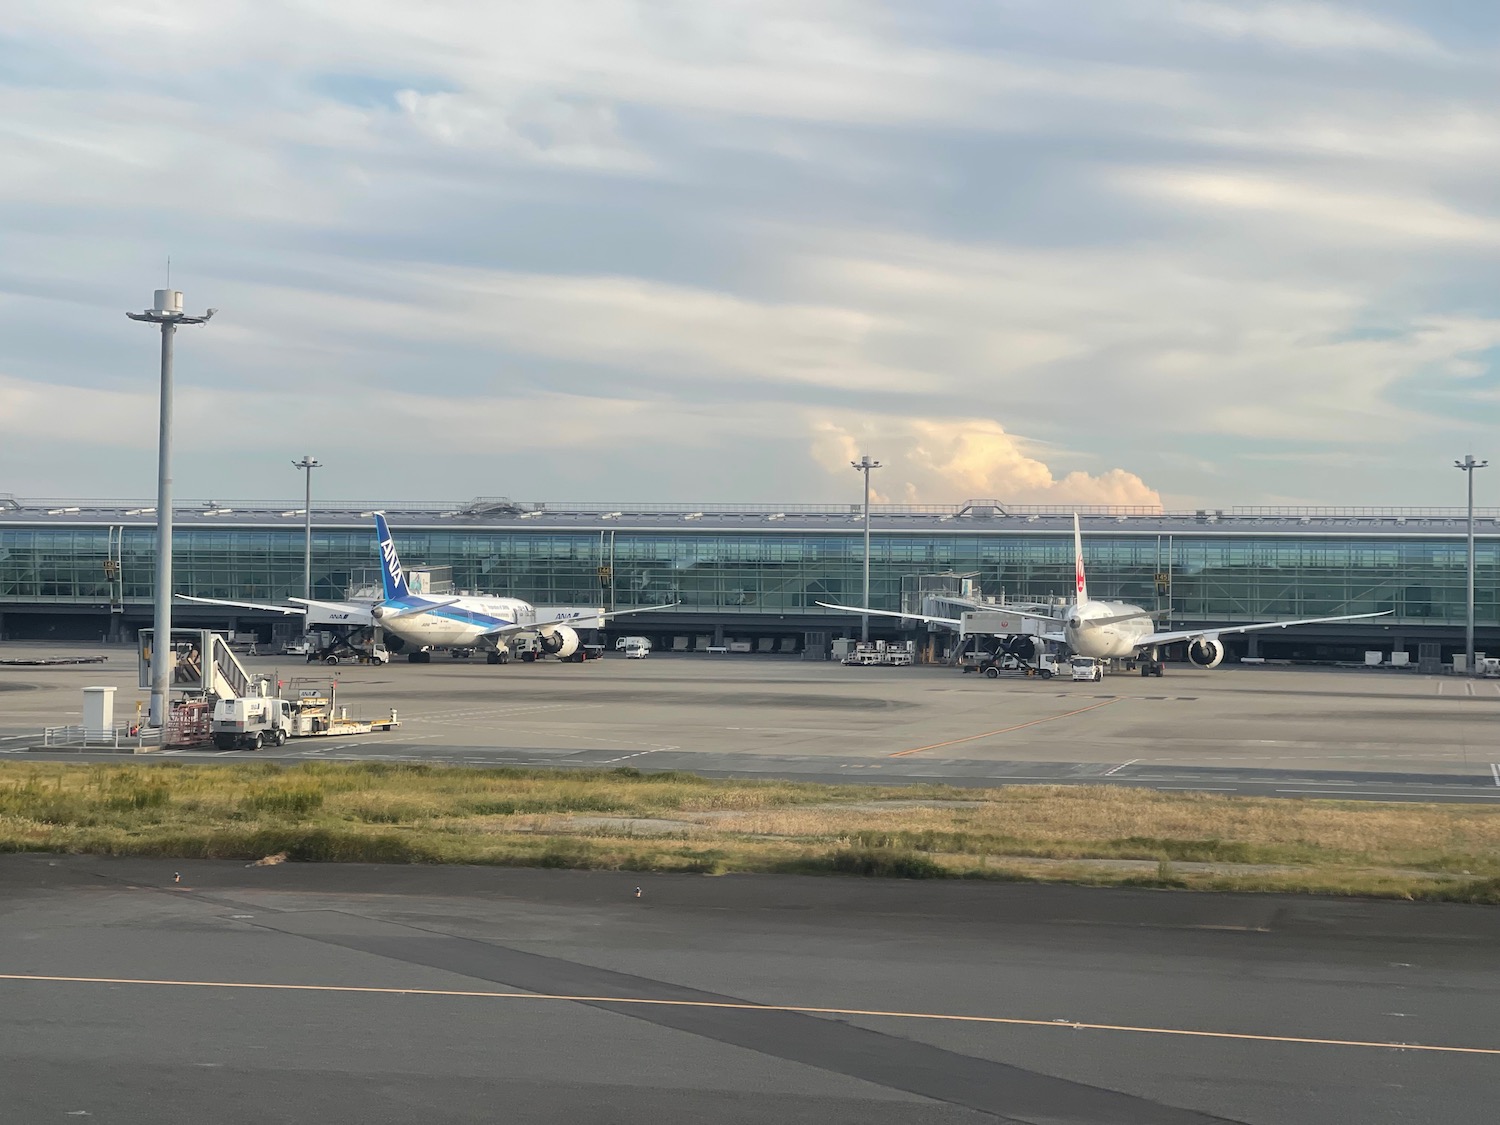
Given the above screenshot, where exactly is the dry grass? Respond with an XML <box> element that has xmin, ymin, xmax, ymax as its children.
<box><xmin>0</xmin><ymin>761</ymin><xmax>1496</xmax><ymax>901</ymax></box>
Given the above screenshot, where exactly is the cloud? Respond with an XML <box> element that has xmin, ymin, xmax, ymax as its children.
<box><xmin>1164</xmin><ymin>2</ymin><xmax>1441</xmax><ymax>56</ymax></box>
<box><xmin>1125</xmin><ymin>168</ymin><xmax>1500</xmax><ymax>246</ymax></box>
<box><xmin>808</xmin><ymin>416</ymin><xmax>1162</xmax><ymax>508</ymax></box>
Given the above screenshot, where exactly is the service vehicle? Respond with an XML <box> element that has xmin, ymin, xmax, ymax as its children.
<box><xmin>308</xmin><ymin>641</ymin><xmax>389</xmax><ymax>666</ymax></box>
<box><xmin>981</xmin><ymin>653</ymin><xmax>1057</xmax><ymax>679</ymax></box>
<box><xmin>211</xmin><ymin>696</ymin><xmax>295</xmax><ymax>750</ymax></box>
<box><xmin>615</xmin><ymin>635</ymin><xmax>652</xmax><ymax>652</ymax></box>
<box><xmin>623</xmin><ymin>640</ymin><xmax>649</xmax><ymax>659</ymax></box>
<box><xmin>1070</xmin><ymin>656</ymin><xmax>1103</xmax><ymax>682</ymax></box>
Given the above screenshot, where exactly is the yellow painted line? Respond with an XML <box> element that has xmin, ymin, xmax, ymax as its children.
<box><xmin>890</xmin><ymin>697</ymin><xmax>1124</xmax><ymax>757</ymax></box>
<box><xmin>0</xmin><ymin>973</ymin><xmax>1494</xmax><ymax>1056</ymax></box>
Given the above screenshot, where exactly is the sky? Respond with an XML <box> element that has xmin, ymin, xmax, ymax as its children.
<box><xmin>2</xmin><ymin>1</ymin><xmax>1500</xmax><ymax>510</ymax></box>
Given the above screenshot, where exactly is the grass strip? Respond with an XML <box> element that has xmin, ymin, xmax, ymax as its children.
<box><xmin>0</xmin><ymin>761</ymin><xmax>1496</xmax><ymax>902</ymax></box>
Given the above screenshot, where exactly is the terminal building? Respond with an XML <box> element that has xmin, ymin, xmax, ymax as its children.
<box><xmin>0</xmin><ymin>495</ymin><xmax>1494</xmax><ymax>662</ymax></box>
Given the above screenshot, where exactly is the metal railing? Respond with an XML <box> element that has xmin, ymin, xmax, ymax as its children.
<box><xmin>41</xmin><ymin>723</ymin><xmax>158</xmax><ymax>750</ymax></box>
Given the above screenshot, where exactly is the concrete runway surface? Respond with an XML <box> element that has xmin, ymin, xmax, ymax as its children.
<box><xmin>0</xmin><ymin>856</ymin><xmax>1496</xmax><ymax>1124</ymax></box>
<box><xmin>4</xmin><ymin>644</ymin><xmax>1500</xmax><ymax>801</ymax></box>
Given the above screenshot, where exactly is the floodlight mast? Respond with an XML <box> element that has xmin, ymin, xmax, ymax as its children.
<box><xmin>1455</xmin><ymin>454</ymin><xmax>1488</xmax><ymax>676</ymax></box>
<box><xmin>851</xmin><ymin>456</ymin><xmax>882</xmax><ymax>642</ymax></box>
<box><xmin>127</xmin><ymin>290</ymin><xmax>215</xmax><ymax>728</ymax></box>
<box><xmin>293</xmin><ymin>456</ymin><xmax>321</xmax><ymax>601</ymax></box>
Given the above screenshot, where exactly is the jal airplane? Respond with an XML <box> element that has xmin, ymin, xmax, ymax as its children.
<box><xmin>820</xmin><ymin>514</ymin><xmax>1389</xmax><ymax>676</ymax></box>
<box><xmin>181</xmin><ymin>513</ymin><xmax>675</xmax><ymax>664</ymax></box>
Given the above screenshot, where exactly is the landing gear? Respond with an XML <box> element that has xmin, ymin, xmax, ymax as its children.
<box><xmin>486</xmin><ymin>650</ymin><xmax>510</xmax><ymax>665</ymax></box>
<box><xmin>407</xmin><ymin>650</ymin><xmax>433</xmax><ymax>664</ymax></box>
<box><xmin>1139</xmin><ymin>649</ymin><xmax>1165</xmax><ymax>677</ymax></box>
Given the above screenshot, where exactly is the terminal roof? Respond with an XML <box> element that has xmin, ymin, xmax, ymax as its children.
<box><xmin>0</xmin><ymin>496</ymin><xmax>1495</xmax><ymax>535</ymax></box>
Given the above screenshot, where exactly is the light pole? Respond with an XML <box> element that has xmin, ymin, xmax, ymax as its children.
<box><xmin>127</xmin><ymin>290</ymin><xmax>214</xmax><ymax>728</ymax></box>
<box><xmin>1455</xmin><ymin>454</ymin><xmax>1488</xmax><ymax>675</ymax></box>
<box><xmin>851</xmin><ymin>455</ymin><xmax>881</xmax><ymax>641</ymax></box>
<box><xmin>293</xmin><ymin>456</ymin><xmax>321</xmax><ymax>601</ymax></box>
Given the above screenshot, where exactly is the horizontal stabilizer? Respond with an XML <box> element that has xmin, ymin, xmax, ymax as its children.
<box><xmin>381</xmin><ymin>597</ymin><xmax>462</xmax><ymax>619</ymax></box>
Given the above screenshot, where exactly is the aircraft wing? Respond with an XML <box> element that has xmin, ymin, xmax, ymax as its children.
<box><xmin>1140</xmin><ymin>611</ymin><xmax>1391</xmax><ymax>648</ymax></box>
<box><xmin>288</xmin><ymin>597</ymin><xmax>377</xmax><ymax>627</ymax></box>
<box><xmin>478</xmin><ymin>602</ymin><xmax>682</xmax><ymax>640</ymax></box>
<box><xmin>177</xmin><ymin>595</ymin><xmax>305</xmax><ymax>616</ymax></box>
<box><xmin>815</xmin><ymin>601</ymin><xmax>964</xmax><ymax>628</ymax></box>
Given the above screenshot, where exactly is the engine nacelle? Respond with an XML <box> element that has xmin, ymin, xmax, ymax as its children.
<box><xmin>1187</xmin><ymin>636</ymin><xmax>1225</xmax><ymax>669</ymax></box>
<box><xmin>1002</xmin><ymin>635</ymin><xmax>1037</xmax><ymax>661</ymax></box>
<box><xmin>539</xmin><ymin>625</ymin><xmax>580</xmax><ymax>658</ymax></box>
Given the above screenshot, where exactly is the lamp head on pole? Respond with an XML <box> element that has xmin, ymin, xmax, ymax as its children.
<box><xmin>293</xmin><ymin>456</ymin><xmax>321</xmax><ymax>471</ymax></box>
<box><xmin>850</xmin><ymin>456</ymin><xmax>882</xmax><ymax>472</ymax></box>
<box><xmin>1455</xmin><ymin>455</ymin><xmax>1489</xmax><ymax>471</ymax></box>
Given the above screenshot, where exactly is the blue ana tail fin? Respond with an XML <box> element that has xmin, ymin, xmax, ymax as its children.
<box><xmin>373</xmin><ymin>512</ymin><xmax>410</xmax><ymax>601</ymax></box>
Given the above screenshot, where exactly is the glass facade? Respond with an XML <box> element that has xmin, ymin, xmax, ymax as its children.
<box><xmin>0</xmin><ymin>524</ymin><xmax>1495</xmax><ymax>627</ymax></box>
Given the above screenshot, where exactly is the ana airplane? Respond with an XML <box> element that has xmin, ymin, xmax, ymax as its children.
<box><xmin>819</xmin><ymin>514</ymin><xmax>1389</xmax><ymax>676</ymax></box>
<box><xmin>180</xmin><ymin>513</ymin><xmax>676</xmax><ymax>664</ymax></box>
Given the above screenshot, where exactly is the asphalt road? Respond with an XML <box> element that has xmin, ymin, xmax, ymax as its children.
<box><xmin>1</xmin><ymin>856</ymin><xmax>1495</xmax><ymax>1124</ymax></box>
<box><xmin>5</xmin><ymin>644</ymin><xmax>1500</xmax><ymax>802</ymax></box>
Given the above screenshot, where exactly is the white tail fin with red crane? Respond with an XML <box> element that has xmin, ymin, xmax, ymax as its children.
<box><xmin>1072</xmin><ymin>513</ymin><xmax>1088</xmax><ymax>604</ymax></box>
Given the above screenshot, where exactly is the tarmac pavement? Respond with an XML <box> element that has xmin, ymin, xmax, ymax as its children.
<box><xmin>4</xmin><ymin>644</ymin><xmax>1500</xmax><ymax>801</ymax></box>
<box><xmin>0</xmin><ymin>856</ymin><xmax>1495</xmax><ymax>1123</ymax></box>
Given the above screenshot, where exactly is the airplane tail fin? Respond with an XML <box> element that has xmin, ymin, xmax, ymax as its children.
<box><xmin>1072</xmin><ymin>513</ymin><xmax>1089</xmax><ymax>604</ymax></box>
<box><xmin>373</xmin><ymin>512</ymin><xmax>410</xmax><ymax>601</ymax></box>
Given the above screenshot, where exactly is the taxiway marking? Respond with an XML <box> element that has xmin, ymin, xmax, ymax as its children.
<box><xmin>0</xmin><ymin>973</ymin><xmax>1495</xmax><ymax>1057</ymax></box>
<box><xmin>1490</xmin><ymin>763</ymin><xmax>1500</xmax><ymax>788</ymax></box>
<box><xmin>890</xmin><ymin>697</ymin><xmax>1124</xmax><ymax>758</ymax></box>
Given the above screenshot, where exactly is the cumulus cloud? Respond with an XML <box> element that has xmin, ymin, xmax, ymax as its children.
<box><xmin>809</xmin><ymin>417</ymin><xmax>1162</xmax><ymax>508</ymax></box>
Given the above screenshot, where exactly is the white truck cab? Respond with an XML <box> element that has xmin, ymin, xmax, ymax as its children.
<box><xmin>623</xmin><ymin>640</ymin><xmax>649</xmax><ymax>659</ymax></box>
<box><xmin>1069</xmin><ymin>656</ymin><xmax>1103</xmax><ymax>682</ymax></box>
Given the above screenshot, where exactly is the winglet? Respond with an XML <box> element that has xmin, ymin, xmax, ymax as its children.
<box><xmin>1073</xmin><ymin>513</ymin><xmax>1088</xmax><ymax>604</ymax></box>
<box><xmin>373</xmin><ymin>512</ymin><xmax>410</xmax><ymax>601</ymax></box>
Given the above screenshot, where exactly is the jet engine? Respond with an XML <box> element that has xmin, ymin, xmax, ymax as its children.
<box><xmin>539</xmin><ymin>625</ymin><xmax>581</xmax><ymax>659</ymax></box>
<box><xmin>1001</xmin><ymin>635</ymin><xmax>1037</xmax><ymax>662</ymax></box>
<box><xmin>1187</xmin><ymin>637</ymin><xmax>1225</xmax><ymax>668</ymax></box>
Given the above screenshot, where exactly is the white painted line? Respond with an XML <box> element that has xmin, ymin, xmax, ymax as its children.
<box><xmin>1490</xmin><ymin>763</ymin><xmax>1500</xmax><ymax>788</ymax></box>
<box><xmin>1276</xmin><ymin>789</ymin><xmax>1500</xmax><ymax>799</ymax></box>
<box><xmin>1102</xmin><ymin>758</ymin><xmax>1140</xmax><ymax>777</ymax></box>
